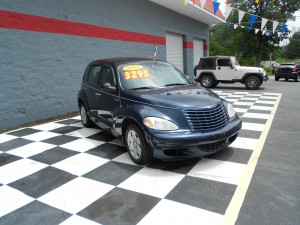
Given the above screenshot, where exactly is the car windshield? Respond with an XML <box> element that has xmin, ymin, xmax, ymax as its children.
<box><xmin>118</xmin><ymin>61</ymin><xmax>191</xmax><ymax>90</ymax></box>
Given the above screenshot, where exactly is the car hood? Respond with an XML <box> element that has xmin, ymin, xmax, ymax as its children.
<box><xmin>237</xmin><ymin>66</ymin><xmax>265</xmax><ymax>73</ymax></box>
<box><xmin>122</xmin><ymin>85</ymin><xmax>222</xmax><ymax>110</ymax></box>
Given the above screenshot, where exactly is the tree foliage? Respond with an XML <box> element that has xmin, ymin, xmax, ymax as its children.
<box><xmin>209</xmin><ymin>0</ymin><xmax>300</xmax><ymax>66</ymax></box>
<box><xmin>287</xmin><ymin>32</ymin><xmax>300</xmax><ymax>59</ymax></box>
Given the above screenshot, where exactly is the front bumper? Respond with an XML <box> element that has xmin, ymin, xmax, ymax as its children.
<box><xmin>263</xmin><ymin>75</ymin><xmax>269</xmax><ymax>82</ymax></box>
<box><xmin>146</xmin><ymin>116</ymin><xmax>242</xmax><ymax>160</ymax></box>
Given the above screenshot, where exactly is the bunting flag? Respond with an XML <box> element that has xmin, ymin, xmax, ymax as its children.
<box><xmin>281</xmin><ymin>23</ymin><xmax>287</xmax><ymax>33</ymax></box>
<box><xmin>272</xmin><ymin>21</ymin><xmax>279</xmax><ymax>33</ymax></box>
<box><xmin>226</xmin><ymin>0</ymin><xmax>230</xmax><ymax>5</ymax></box>
<box><xmin>213</xmin><ymin>1</ymin><xmax>220</xmax><ymax>15</ymax></box>
<box><xmin>200</xmin><ymin>0</ymin><xmax>207</xmax><ymax>8</ymax></box>
<box><xmin>261</xmin><ymin>18</ymin><xmax>268</xmax><ymax>31</ymax></box>
<box><xmin>255</xmin><ymin>0</ymin><xmax>260</xmax><ymax>4</ymax></box>
<box><xmin>262</xmin><ymin>29</ymin><xmax>267</xmax><ymax>35</ymax></box>
<box><xmin>227</xmin><ymin>23</ymin><xmax>231</xmax><ymax>28</ymax></box>
<box><xmin>238</xmin><ymin>10</ymin><xmax>245</xmax><ymax>24</ymax></box>
<box><xmin>255</xmin><ymin>29</ymin><xmax>259</xmax><ymax>34</ymax></box>
<box><xmin>250</xmin><ymin>14</ymin><xmax>257</xmax><ymax>28</ymax></box>
<box><xmin>183</xmin><ymin>0</ymin><xmax>187</xmax><ymax>6</ymax></box>
<box><xmin>225</xmin><ymin>5</ymin><xmax>233</xmax><ymax>20</ymax></box>
<box><xmin>234</xmin><ymin>24</ymin><xmax>238</xmax><ymax>29</ymax></box>
<box><xmin>247</xmin><ymin>27</ymin><xmax>252</xmax><ymax>33</ymax></box>
<box><xmin>192</xmin><ymin>0</ymin><xmax>196</xmax><ymax>5</ymax></box>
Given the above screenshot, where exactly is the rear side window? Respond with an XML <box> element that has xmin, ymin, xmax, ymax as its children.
<box><xmin>200</xmin><ymin>59</ymin><xmax>214</xmax><ymax>69</ymax></box>
<box><xmin>100</xmin><ymin>67</ymin><xmax>116</xmax><ymax>88</ymax></box>
<box><xmin>86</xmin><ymin>66</ymin><xmax>102</xmax><ymax>85</ymax></box>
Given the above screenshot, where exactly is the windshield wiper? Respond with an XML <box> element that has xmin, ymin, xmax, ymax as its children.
<box><xmin>164</xmin><ymin>83</ymin><xmax>187</xmax><ymax>87</ymax></box>
<box><xmin>130</xmin><ymin>86</ymin><xmax>158</xmax><ymax>90</ymax></box>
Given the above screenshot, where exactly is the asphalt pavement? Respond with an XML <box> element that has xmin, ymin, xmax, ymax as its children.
<box><xmin>213</xmin><ymin>76</ymin><xmax>300</xmax><ymax>225</ymax></box>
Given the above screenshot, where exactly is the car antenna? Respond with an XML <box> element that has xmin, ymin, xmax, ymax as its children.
<box><xmin>152</xmin><ymin>46</ymin><xmax>157</xmax><ymax>61</ymax></box>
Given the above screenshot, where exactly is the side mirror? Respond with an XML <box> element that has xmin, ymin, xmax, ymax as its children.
<box><xmin>103</xmin><ymin>82</ymin><xmax>116</xmax><ymax>91</ymax></box>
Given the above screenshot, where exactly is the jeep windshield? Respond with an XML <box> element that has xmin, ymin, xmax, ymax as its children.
<box><xmin>118</xmin><ymin>61</ymin><xmax>191</xmax><ymax>90</ymax></box>
<box><xmin>231</xmin><ymin>57</ymin><xmax>240</xmax><ymax>66</ymax></box>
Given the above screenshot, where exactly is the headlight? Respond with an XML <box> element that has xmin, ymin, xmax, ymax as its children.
<box><xmin>227</xmin><ymin>103</ymin><xmax>236</xmax><ymax>119</ymax></box>
<box><xmin>143</xmin><ymin>117</ymin><xmax>178</xmax><ymax>130</ymax></box>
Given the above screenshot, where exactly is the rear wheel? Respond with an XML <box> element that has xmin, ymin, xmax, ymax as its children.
<box><xmin>285</xmin><ymin>78</ymin><xmax>289</xmax><ymax>82</ymax></box>
<box><xmin>200</xmin><ymin>75</ymin><xmax>214</xmax><ymax>88</ymax></box>
<box><xmin>245</xmin><ymin>76</ymin><xmax>260</xmax><ymax>90</ymax></box>
<box><xmin>275</xmin><ymin>77</ymin><xmax>279</xmax><ymax>81</ymax></box>
<box><xmin>125</xmin><ymin>124</ymin><xmax>153</xmax><ymax>165</ymax></box>
<box><xmin>80</xmin><ymin>103</ymin><xmax>93</xmax><ymax>128</ymax></box>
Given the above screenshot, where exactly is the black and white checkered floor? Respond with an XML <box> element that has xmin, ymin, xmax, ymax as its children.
<box><xmin>0</xmin><ymin>91</ymin><xmax>280</xmax><ymax>225</ymax></box>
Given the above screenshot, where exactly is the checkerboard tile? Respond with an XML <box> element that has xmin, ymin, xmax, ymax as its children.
<box><xmin>0</xmin><ymin>91</ymin><xmax>280</xmax><ymax>225</ymax></box>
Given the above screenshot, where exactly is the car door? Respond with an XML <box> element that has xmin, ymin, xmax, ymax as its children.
<box><xmin>84</xmin><ymin>64</ymin><xmax>102</xmax><ymax>120</ymax></box>
<box><xmin>214</xmin><ymin>58</ymin><xmax>234</xmax><ymax>80</ymax></box>
<box><xmin>95</xmin><ymin>65</ymin><xmax>120</xmax><ymax>131</ymax></box>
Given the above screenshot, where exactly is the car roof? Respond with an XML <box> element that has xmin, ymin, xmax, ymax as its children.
<box><xmin>91</xmin><ymin>57</ymin><xmax>159</xmax><ymax>67</ymax></box>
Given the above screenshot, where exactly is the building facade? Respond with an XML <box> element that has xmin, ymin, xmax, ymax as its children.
<box><xmin>0</xmin><ymin>0</ymin><xmax>224</xmax><ymax>129</ymax></box>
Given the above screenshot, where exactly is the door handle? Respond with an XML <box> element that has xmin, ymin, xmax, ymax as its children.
<box><xmin>95</xmin><ymin>93</ymin><xmax>101</xmax><ymax>96</ymax></box>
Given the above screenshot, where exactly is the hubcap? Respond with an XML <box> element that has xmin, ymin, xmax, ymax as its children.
<box><xmin>248</xmin><ymin>79</ymin><xmax>257</xmax><ymax>88</ymax></box>
<box><xmin>127</xmin><ymin>130</ymin><xmax>141</xmax><ymax>160</ymax></box>
<box><xmin>202</xmin><ymin>78</ymin><xmax>211</xmax><ymax>87</ymax></box>
<box><xmin>80</xmin><ymin>106</ymin><xmax>87</xmax><ymax>124</ymax></box>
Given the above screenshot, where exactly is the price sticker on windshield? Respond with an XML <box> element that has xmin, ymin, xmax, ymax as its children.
<box><xmin>123</xmin><ymin>65</ymin><xmax>150</xmax><ymax>80</ymax></box>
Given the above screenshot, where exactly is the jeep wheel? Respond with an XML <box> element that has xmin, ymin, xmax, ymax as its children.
<box><xmin>245</xmin><ymin>76</ymin><xmax>260</xmax><ymax>90</ymax></box>
<box><xmin>200</xmin><ymin>75</ymin><xmax>214</xmax><ymax>88</ymax></box>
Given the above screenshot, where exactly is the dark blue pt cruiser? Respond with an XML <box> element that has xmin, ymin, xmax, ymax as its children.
<box><xmin>78</xmin><ymin>57</ymin><xmax>242</xmax><ymax>164</ymax></box>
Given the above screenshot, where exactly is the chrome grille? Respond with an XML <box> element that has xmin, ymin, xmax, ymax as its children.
<box><xmin>183</xmin><ymin>104</ymin><xmax>229</xmax><ymax>131</ymax></box>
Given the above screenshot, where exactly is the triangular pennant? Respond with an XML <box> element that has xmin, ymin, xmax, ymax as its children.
<box><xmin>250</xmin><ymin>14</ymin><xmax>257</xmax><ymax>28</ymax></box>
<box><xmin>234</xmin><ymin>24</ymin><xmax>238</xmax><ymax>29</ymax></box>
<box><xmin>200</xmin><ymin>0</ymin><xmax>207</xmax><ymax>8</ymax></box>
<box><xmin>213</xmin><ymin>1</ymin><xmax>220</xmax><ymax>15</ymax></box>
<box><xmin>183</xmin><ymin>0</ymin><xmax>187</xmax><ymax>6</ymax></box>
<box><xmin>255</xmin><ymin>29</ymin><xmax>259</xmax><ymax>34</ymax></box>
<box><xmin>272</xmin><ymin>21</ymin><xmax>279</xmax><ymax>33</ymax></box>
<box><xmin>281</xmin><ymin>23</ymin><xmax>287</xmax><ymax>33</ymax></box>
<box><xmin>225</xmin><ymin>5</ymin><xmax>233</xmax><ymax>20</ymax></box>
<box><xmin>262</xmin><ymin>29</ymin><xmax>267</xmax><ymax>35</ymax></box>
<box><xmin>241</xmin><ymin>25</ymin><xmax>245</xmax><ymax>29</ymax></box>
<box><xmin>227</xmin><ymin>23</ymin><xmax>231</xmax><ymax>28</ymax></box>
<box><xmin>261</xmin><ymin>18</ymin><xmax>268</xmax><ymax>30</ymax></box>
<box><xmin>238</xmin><ymin>10</ymin><xmax>245</xmax><ymax>24</ymax></box>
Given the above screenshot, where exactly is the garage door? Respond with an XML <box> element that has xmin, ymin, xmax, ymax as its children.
<box><xmin>166</xmin><ymin>33</ymin><xmax>184</xmax><ymax>72</ymax></box>
<box><xmin>193</xmin><ymin>39</ymin><xmax>204</xmax><ymax>67</ymax></box>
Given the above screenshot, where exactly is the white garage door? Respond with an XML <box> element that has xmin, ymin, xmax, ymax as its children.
<box><xmin>193</xmin><ymin>39</ymin><xmax>204</xmax><ymax>67</ymax></box>
<box><xmin>166</xmin><ymin>33</ymin><xmax>184</xmax><ymax>72</ymax></box>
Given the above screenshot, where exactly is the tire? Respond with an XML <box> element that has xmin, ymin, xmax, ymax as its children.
<box><xmin>294</xmin><ymin>75</ymin><xmax>300</xmax><ymax>82</ymax></box>
<box><xmin>275</xmin><ymin>77</ymin><xmax>279</xmax><ymax>81</ymax></box>
<box><xmin>80</xmin><ymin>103</ymin><xmax>93</xmax><ymax>128</ymax></box>
<box><xmin>125</xmin><ymin>124</ymin><xmax>153</xmax><ymax>165</ymax></box>
<box><xmin>285</xmin><ymin>78</ymin><xmax>289</xmax><ymax>82</ymax></box>
<box><xmin>200</xmin><ymin>75</ymin><xmax>214</xmax><ymax>88</ymax></box>
<box><xmin>245</xmin><ymin>76</ymin><xmax>260</xmax><ymax>90</ymax></box>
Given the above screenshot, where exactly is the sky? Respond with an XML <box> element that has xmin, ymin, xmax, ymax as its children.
<box><xmin>216</xmin><ymin>0</ymin><xmax>300</xmax><ymax>31</ymax></box>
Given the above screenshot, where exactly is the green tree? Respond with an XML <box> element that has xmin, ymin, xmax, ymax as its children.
<box><xmin>287</xmin><ymin>32</ymin><xmax>300</xmax><ymax>59</ymax></box>
<box><xmin>210</xmin><ymin>0</ymin><xmax>300</xmax><ymax>66</ymax></box>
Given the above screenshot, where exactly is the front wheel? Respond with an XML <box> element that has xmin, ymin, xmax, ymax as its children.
<box><xmin>125</xmin><ymin>124</ymin><xmax>153</xmax><ymax>165</ymax></box>
<box><xmin>245</xmin><ymin>76</ymin><xmax>260</xmax><ymax>90</ymax></box>
<box><xmin>200</xmin><ymin>75</ymin><xmax>214</xmax><ymax>88</ymax></box>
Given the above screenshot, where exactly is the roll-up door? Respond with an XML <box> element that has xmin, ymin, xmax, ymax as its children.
<box><xmin>166</xmin><ymin>33</ymin><xmax>184</xmax><ymax>72</ymax></box>
<box><xmin>193</xmin><ymin>39</ymin><xmax>204</xmax><ymax>67</ymax></box>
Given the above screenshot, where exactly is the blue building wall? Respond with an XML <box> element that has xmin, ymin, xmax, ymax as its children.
<box><xmin>0</xmin><ymin>0</ymin><xmax>209</xmax><ymax>129</ymax></box>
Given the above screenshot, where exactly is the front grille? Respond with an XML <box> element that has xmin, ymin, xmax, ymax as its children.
<box><xmin>183</xmin><ymin>104</ymin><xmax>229</xmax><ymax>131</ymax></box>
